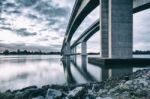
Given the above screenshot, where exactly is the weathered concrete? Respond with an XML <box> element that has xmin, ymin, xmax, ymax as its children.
<box><xmin>72</xmin><ymin>47</ymin><xmax>77</xmax><ymax>62</ymax></box>
<box><xmin>71</xmin><ymin>20</ymin><xmax>99</xmax><ymax>49</ymax></box>
<box><xmin>64</xmin><ymin>42</ymin><xmax>71</xmax><ymax>56</ymax></box>
<box><xmin>61</xmin><ymin>0</ymin><xmax>99</xmax><ymax>52</ymax></box>
<box><xmin>109</xmin><ymin>0</ymin><xmax>133</xmax><ymax>58</ymax></box>
<box><xmin>100</xmin><ymin>0</ymin><xmax>109</xmax><ymax>58</ymax></box>
<box><xmin>133</xmin><ymin>0</ymin><xmax>150</xmax><ymax>13</ymax></box>
<box><xmin>109</xmin><ymin>68</ymin><xmax>132</xmax><ymax>79</ymax></box>
<box><xmin>65</xmin><ymin>0</ymin><xmax>99</xmax><ymax>42</ymax></box>
<box><xmin>101</xmin><ymin>67</ymin><xmax>109</xmax><ymax>81</ymax></box>
<box><xmin>81</xmin><ymin>42</ymin><xmax>88</xmax><ymax>71</ymax></box>
<box><xmin>81</xmin><ymin>42</ymin><xmax>87</xmax><ymax>56</ymax></box>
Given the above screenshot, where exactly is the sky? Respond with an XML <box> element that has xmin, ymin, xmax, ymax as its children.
<box><xmin>0</xmin><ymin>0</ymin><xmax>150</xmax><ymax>53</ymax></box>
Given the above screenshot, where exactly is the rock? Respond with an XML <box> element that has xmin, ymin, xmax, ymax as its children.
<box><xmin>124</xmin><ymin>76</ymin><xmax>130</xmax><ymax>81</ymax></box>
<box><xmin>85</xmin><ymin>94</ymin><xmax>96</xmax><ymax>99</ymax></box>
<box><xmin>92</xmin><ymin>84</ymin><xmax>101</xmax><ymax>92</ymax></box>
<box><xmin>117</xmin><ymin>91</ymin><xmax>129</xmax><ymax>98</ymax></box>
<box><xmin>5</xmin><ymin>90</ymin><xmax>11</xmax><ymax>93</ymax></box>
<box><xmin>119</xmin><ymin>83</ymin><xmax>130</xmax><ymax>91</ymax></box>
<box><xmin>125</xmin><ymin>80</ymin><xmax>132</xmax><ymax>85</ymax></box>
<box><xmin>86</xmin><ymin>90</ymin><xmax>96</xmax><ymax>99</ymax></box>
<box><xmin>32</xmin><ymin>96</ymin><xmax>45</xmax><ymax>99</ymax></box>
<box><xmin>20</xmin><ymin>85</ymin><xmax>37</xmax><ymax>92</ymax></box>
<box><xmin>138</xmin><ymin>78</ymin><xmax>148</xmax><ymax>86</ymax></box>
<box><xmin>133</xmin><ymin>89</ymin><xmax>148</xmax><ymax>97</ymax></box>
<box><xmin>67</xmin><ymin>87</ymin><xmax>86</xmax><ymax>98</ymax></box>
<box><xmin>98</xmin><ymin>89</ymin><xmax>108</xmax><ymax>96</ymax></box>
<box><xmin>42</xmin><ymin>85</ymin><xmax>50</xmax><ymax>91</ymax></box>
<box><xmin>96</xmin><ymin>97</ymin><xmax>112</xmax><ymax>99</ymax></box>
<box><xmin>13</xmin><ymin>88</ymin><xmax>45</xmax><ymax>99</ymax></box>
<box><xmin>46</xmin><ymin>88</ymin><xmax>62</xmax><ymax>99</ymax></box>
<box><xmin>108</xmin><ymin>86</ymin><xmax>118</xmax><ymax>94</ymax></box>
<box><xmin>0</xmin><ymin>91</ymin><xmax>14</xmax><ymax>99</ymax></box>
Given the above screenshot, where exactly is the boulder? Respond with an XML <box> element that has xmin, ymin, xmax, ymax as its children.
<box><xmin>32</xmin><ymin>96</ymin><xmax>45</xmax><ymax>99</ymax></box>
<box><xmin>46</xmin><ymin>89</ymin><xmax>62</xmax><ymax>99</ymax></box>
<box><xmin>67</xmin><ymin>87</ymin><xmax>86</xmax><ymax>98</ymax></box>
<box><xmin>20</xmin><ymin>85</ymin><xmax>37</xmax><ymax>92</ymax></box>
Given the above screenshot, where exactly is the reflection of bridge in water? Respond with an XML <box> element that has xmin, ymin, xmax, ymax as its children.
<box><xmin>61</xmin><ymin>56</ymin><xmax>137</xmax><ymax>84</ymax></box>
<box><xmin>61</xmin><ymin>0</ymin><xmax>150</xmax><ymax>65</ymax></box>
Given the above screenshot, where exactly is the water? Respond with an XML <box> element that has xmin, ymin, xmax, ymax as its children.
<box><xmin>0</xmin><ymin>55</ymin><xmax>149</xmax><ymax>92</ymax></box>
<box><xmin>0</xmin><ymin>55</ymin><xmax>65</xmax><ymax>92</ymax></box>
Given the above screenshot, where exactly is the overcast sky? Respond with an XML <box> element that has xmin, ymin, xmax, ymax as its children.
<box><xmin>0</xmin><ymin>0</ymin><xmax>150</xmax><ymax>52</ymax></box>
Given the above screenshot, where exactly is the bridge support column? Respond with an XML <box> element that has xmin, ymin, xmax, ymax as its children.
<box><xmin>71</xmin><ymin>47</ymin><xmax>77</xmax><ymax>62</ymax></box>
<box><xmin>81</xmin><ymin>42</ymin><xmax>87</xmax><ymax>56</ymax></box>
<box><xmin>64</xmin><ymin>42</ymin><xmax>71</xmax><ymax>56</ymax></box>
<box><xmin>108</xmin><ymin>68</ymin><xmax>132</xmax><ymax>79</ymax></box>
<box><xmin>100</xmin><ymin>0</ymin><xmax>133</xmax><ymax>58</ymax></box>
<box><xmin>101</xmin><ymin>67</ymin><xmax>109</xmax><ymax>81</ymax></box>
<box><xmin>73</xmin><ymin>47</ymin><xmax>77</xmax><ymax>62</ymax></box>
<box><xmin>100</xmin><ymin>0</ymin><xmax>109</xmax><ymax>58</ymax></box>
<box><xmin>81</xmin><ymin>42</ymin><xmax>87</xmax><ymax>66</ymax></box>
<box><xmin>109</xmin><ymin>0</ymin><xmax>133</xmax><ymax>58</ymax></box>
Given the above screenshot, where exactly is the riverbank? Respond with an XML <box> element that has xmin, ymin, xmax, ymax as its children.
<box><xmin>0</xmin><ymin>68</ymin><xmax>150</xmax><ymax>99</ymax></box>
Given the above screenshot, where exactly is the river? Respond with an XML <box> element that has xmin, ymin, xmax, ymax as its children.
<box><xmin>0</xmin><ymin>55</ymin><xmax>149</xmax><ymax>92</ymax></box>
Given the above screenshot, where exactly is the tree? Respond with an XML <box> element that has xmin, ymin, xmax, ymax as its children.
<box><xmin>3</xmin><ymin>50</ymin><xmax>9</xmax><ymax>55</ymax></box>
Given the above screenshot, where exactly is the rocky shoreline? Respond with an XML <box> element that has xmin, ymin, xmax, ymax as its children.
<box><xmin>0</xmin><ymin>68</ymin><xmax>150</xmax><ymax>99</ymax></box>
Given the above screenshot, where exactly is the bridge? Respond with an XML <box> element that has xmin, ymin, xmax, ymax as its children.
<box><xmin>61</xmin><ymin>0</ymin><xmax>150</xmax><ymax>63</ymax></box>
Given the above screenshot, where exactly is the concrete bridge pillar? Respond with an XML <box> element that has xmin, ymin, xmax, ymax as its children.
<box><xmin>74</xmin><ymin>47</ymin><xmax>77</xmax><ymax>62</ymax></box>
<box><xmin>101</xmin><ymin>67</ymin><xmax>109</xmax><ymax>81</ymax></box>
<box><xmin>81</xmin><ymin>42</ymin><xmax>87</xmax><ymax>66</ymax></box>
<box><xmin>108</xmin><ymin>68</ymin><xmax>132</xmax><ymax>79</ymax></box>
<box><xmin>64</xmin><ymin>42</ymin><xmax>71</xmax><ymax>56</ymax></box>
<box><xmin>100</xmin><ymin>0</ymin><xmax>109</xmax><ymax>58</ymax></box>
<box><xmin>81</xmin><ymin>42</ymin><xmax>87</xmax><ymax>56</ymax></box>
<box><xmin>74</xmin><ymin>47</ymin><xmax>77</xmax><ymax>54</ymax></box>
<box><xmin>71</xmin><ymin>47</ymin><xmax>77</xmax><ymax>61</ymax></box>
<box><xmin>100</xmin><ymin>0</ymin><xmax>133</xmax><ymax>58</ymax></box>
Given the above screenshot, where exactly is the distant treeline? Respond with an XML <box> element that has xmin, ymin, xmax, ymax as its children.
<box><xmin>1</xmin><ymin>49</ymin><xmax>149</xmax><ymax>55</ymax></box>
<box><xmin>0</xmin><ymin>49</ymin><xmax>61</xmax><ymax>55</ymax></box>
<box><xmin>133</xmin><ymin>50</ymin><xmax>150</xmax><ymax>54</ymax></box>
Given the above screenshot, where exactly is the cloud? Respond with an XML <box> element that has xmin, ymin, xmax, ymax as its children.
<box><xmin>15</xmin><ymin>28</ymin><xmax>37</xmax><ymax>37</ymax></box>
<box><xmin>133</xmin><ymin>9</ymin><xmax>150</xmax><ymax>50</ymax></box>
<box><xmin>0</xmin><ymin>0</ymin><xmax>98</xmax><ymax>52</ymax></box>
<box><xmin>37</xmin><ymin>38</ymin><xmax>49</xmax><ymax>42</ymax></box>
<box><xmin>26</xmin><ymin>14</ymin><xmax>38</xmax><ymax>20</ymax></box>
<box><xmin>16</xmin><ymin>0</ymin><xmax>37</xmax><ymax>7</ymax></box>
<box><xmin>33</xmin><ymin>0</ymin><xmax>69</xmax><ymax>17</ymax></box>
<box><xmin>0</xmin><ymin>26</ymin><xmax>12</xmax><ymax>31</ymax></box>
<box><xmin>4</xmin><ymin>2</ymin><xmax>16</xmax><ymax>8</ymax></box>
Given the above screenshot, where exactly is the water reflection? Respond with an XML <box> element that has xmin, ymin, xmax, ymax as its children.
<box><xmin>62</xmin><ymin>55</ymin><xmax>149</xmax><ymax>84</ymax></box>
<box><xmin>71</xmin><ymin>59</ymin><xmax>97</xmax><ymax>81</ymax></box>
<box><xmin>0</xmin><ymin>55</ymin><xmax>149</xmax><ymax>92</ymax></box>
<box><xmin>62</xmin><ymin>57</ymin><xmax>76</xmax><ymax>84</ymax></box>
<box><xmin>0</xmin><ymin>55</ymin><xmax>66</xmax><ymax>92</ymax></box>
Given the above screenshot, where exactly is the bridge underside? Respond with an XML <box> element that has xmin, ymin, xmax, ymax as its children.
<box><xmin>62</xmin><ymin>0</ymin><xmax>150</xmax><ymax>61</ymax></box>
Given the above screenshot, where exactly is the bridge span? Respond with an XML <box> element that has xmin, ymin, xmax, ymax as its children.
<box><xmin>61</xmin><ymin>0</ymin><xmax>150</xmax><ymax>60</ymax></box>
